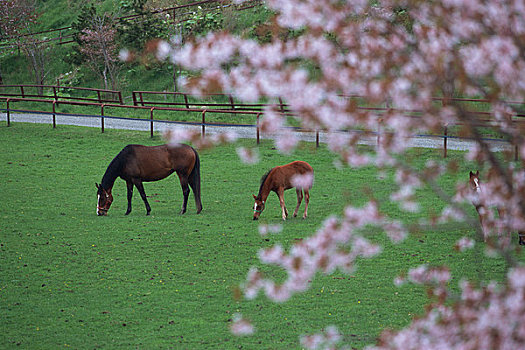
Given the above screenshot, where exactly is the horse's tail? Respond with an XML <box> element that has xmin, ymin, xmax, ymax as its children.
<box><xmin>189</xmin><ymin>147</ymin><xmax>202</xmax><ymax>213</ymax></box>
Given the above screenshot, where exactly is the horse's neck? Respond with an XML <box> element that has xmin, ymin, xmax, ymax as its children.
<box><xmin>258</xmin><ymin>176</ymin><xmax>273</xmax><ymax>201</ymax></box>
<box><xmin>101</xmin><ymin>158</ymin><xmax>121</xmax><ymax>190</ymax></box>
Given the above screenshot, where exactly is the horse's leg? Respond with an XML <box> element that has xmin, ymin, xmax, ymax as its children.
<box><xmin>303</xmin><ymin>189</ymin><xmax>310</xmax><ymax>219</ymax></box>
<box><xmin>497</xmin><ymin>207</ymin><xmax>511</xmax><ymax>247</ymax></box>
<box><xmin>293</xmin><ymin>188</ymin><xmax>303</xmax><ymax>217</ymax></box>
<box><xmin>133</xmin><ymin>179</ymin><xmax>151</xmax><ymax>215</ymax></box>
<box><xmin>125</xmin><ymin>180</ymin><xmax>133</xmax><ymax>215</ymax></box>
<box><xmin>476</xmin><ymin>206</ymin><xmax>487</xmax><ymax>242</ymax></box>
<box><xmin>519</xmin><ymin>232</ymin><xmax>525</xmax><ymax>246</ymax></box>
<box><xmin>177</xmin><ymin>173</ymin><xmax>190</xmax><ymax>215</ymax></box>
<box><xmin>188</xmin><ymin>175</ymin><xmax>202</xmax><ymax>214</ymax></box>
<box><xmin>277</xmin><ymin>188</ymin><xmax>288</xmax><ymax>220</ymax></box>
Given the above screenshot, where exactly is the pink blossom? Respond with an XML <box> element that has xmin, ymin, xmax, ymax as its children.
<box><xmin>291</xmin><ymin>173</ymin><xmax>314</xmax><ymax>189</ymax></box>
<box><xmin>236</xmin><ymin>147</ymin><xmax>259</xmax><ymax>164</ymax></box>
<box><xmin>258</xmin><ymin>224</ymin><xmax>283</xmax><ymax>236</ymax></box>
<box><xmin>230</xmin><ymin>314</ymin><xmax>255</xmax><ymax>336</ymax></box>
<box><xmin>155</xmin><ymin>40</ymin><xmax>171</xmax><ymax>61</ymax></box>
<box><xmin>455</xmin><ymin>237</ymin><xmax>475</xmax><ymax>252</ymax></box>
<box><xmin>275</xmin><ymin>131</ymin><xmax>298</xmax><ymax>154</ymax></box>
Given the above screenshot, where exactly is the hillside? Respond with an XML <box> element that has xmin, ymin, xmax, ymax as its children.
<box><xmin>0</xmin><ymin>0</ymin><xmax>270</xmax><ymax>102</ymax></box>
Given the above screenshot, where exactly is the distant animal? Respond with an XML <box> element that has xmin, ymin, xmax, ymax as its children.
<box><xmin>253</xmin><ymin>161</ymin><xmax>313</xmax><ymax>220</ymax></box>
<box><xmin>96</xmin><ymin>144</ymin><xmax>202</xmax><ymax>216</ymax></box>
<box><xmin>469</xmin><ymin>170</ymin><xmax>524</xmax><ymax>245</ymax></box>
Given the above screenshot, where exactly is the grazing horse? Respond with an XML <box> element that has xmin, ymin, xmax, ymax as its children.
<box><xmin>96</xmin><ymin>144</ymin><xmax>202</xmax><ymax>216</ymax></box>
<box><xmin>253</xmin><ymin>161</ymin><xmax>313</xmax><ymax>220</ymax></box>
<box><xmin>469</xmin><ymin>171</ymin><xmax>525</xmax><ymax>245</ymax></box>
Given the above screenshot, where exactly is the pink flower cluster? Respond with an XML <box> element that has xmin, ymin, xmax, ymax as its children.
<box><xmin>369</xmin><ymin>267</ymin><xmax>525</xmax><ymax>350</ymax></box>
<box><xmin>243</xmin><ymin>202</ymin><xmax>407</xmax><ymax>304</ymax></box>
<box><xmin>167</xmin><ymin>0</ymin><xmax>525</xmax><ymax>347</ymax></box>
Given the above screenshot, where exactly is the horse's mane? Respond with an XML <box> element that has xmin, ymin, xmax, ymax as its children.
<box><xmin>258</xmin><ymin>168</ymin><xmax>274</xmax><ymax>198</ymax></box>
<box><xmin>100</xmin><ymin>145</ymin><xmax>134</xmax><ymax>189</ymax></box>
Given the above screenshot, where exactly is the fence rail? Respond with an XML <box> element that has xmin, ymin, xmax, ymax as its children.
<box><xmin>0</xmin><ymin>85</ymin><xmax>123</xmax><ymax>104</ymax></box>
<box><xmin>132</xmin><ymin>90</ymin><xmax>288</xmax><ymax>112</ymax></box>
<box><xmin>1</xmin><ymin>96</ymin><xmax>264</xmax><ymax>142</ymax></box>
<box><xmin>2</xmin><ymin>94</ymin><xmax>524</xmax><ymax>160</ymax></box>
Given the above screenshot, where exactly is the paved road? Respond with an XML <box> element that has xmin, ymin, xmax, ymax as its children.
<box><xmin>3</xmin><ymin>112</ymin><xmax>512</xmax><ymax>152</ymax></box>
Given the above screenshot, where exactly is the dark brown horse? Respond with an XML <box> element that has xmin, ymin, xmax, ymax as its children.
<box><xmin>253</xmin><ymin>161</ymin><xmax>313</xmax><ymax>220</ymax></box>
<box><xmin>96</xmin><ymin>144</ymin><xmax>202</xmax><ymax>216</ymax></box>
<box><xmin>469</xmin><ymin>171</ymin><xmax>525</xmax><ymax>245</ymax></box>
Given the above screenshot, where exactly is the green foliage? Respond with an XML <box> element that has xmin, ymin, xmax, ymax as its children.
<box><xmin>179</xmin><ymin>7</ymin><xmax>223</xmax><ymax>39</ymax></box>
<box><xmin>118</xmin><ymin>0</ymin><xmax>166</xmax><ymax>51</ymax></box>
<box><xmin>0</xmin><ymin>0</ymin><xmax>268</xmax><ymax>92</ymax></box>
<box><xmin>0</xmin><ymin>123</ymin><xmax>521</xmax><ymax>349</ymax></box>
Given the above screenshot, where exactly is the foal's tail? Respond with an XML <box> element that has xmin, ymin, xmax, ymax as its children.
<box><xmin>189</xmin><ymin>147</ymin><xmax>202</xmax><ymax>213</ymax></box>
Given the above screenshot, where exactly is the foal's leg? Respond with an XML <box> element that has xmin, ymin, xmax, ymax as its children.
<box><xmin>277</xmin><ymin>188</ymin><xmax>288</xmax><ymax>220</ymax></box>
<box><xmin>293</xmin><ymin>188</ymin><xmax>303</xmax><ymax>217</ymax></box>
<box><xmin>125</xmin><ymin>180</ymin><xmax>133</xmax><ymax>215</ymax></box>
<box><xmin>303</xmin><ymin>189</ymin><xmax>310</xmax><ymax>219</ymax></box>
<box><xmin>177</xmin><ymin>173</ymin><xmax>190</xmax><ymax>215</ymax></box>
<box><xmin>133</xmin><ymin>179</ymin><xmax>151</xmax><ymax>215</ymax></box>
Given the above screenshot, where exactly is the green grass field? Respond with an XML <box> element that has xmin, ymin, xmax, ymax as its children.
<box><xmin>0</xmin><ymin>122</ymin><xmax>520</xmax><ymax>349</ymax></box>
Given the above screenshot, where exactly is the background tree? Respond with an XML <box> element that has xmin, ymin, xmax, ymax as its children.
<box><xmin>163</xmin><ymin>0</ymin><xmax>525</xmax><ymax>348</ymax></box>
<box><xmin>0</xmin><ymin>0</ymin><xmax>39</xmax><ymax>86</ymax></box>
<box><xmin>118</xmin><ymin>0</ymin><xmax>165</xmax><ymax>51</ymax></box>
<box><xmin>71</xmin><ymin>5</ymin><xmax>120</xmax><ymax>91</ymax></box>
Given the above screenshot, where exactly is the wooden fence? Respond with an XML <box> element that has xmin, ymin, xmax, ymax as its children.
<box><xmin>1</xmin><ymin>87</ymin><xmax>524</xmax><ymax>160</ymax></box>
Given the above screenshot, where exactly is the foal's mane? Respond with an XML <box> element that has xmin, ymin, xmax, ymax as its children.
<box><xmin>258</xmin><ymin>168</ymin><xmax>274</xmax><ymax>197</ymax></box>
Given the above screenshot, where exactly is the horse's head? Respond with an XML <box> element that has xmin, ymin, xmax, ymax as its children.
<box><xmin>252</xmin><ymin>194</ymin><xmax>265</xmax><ymax>220</ymax></box>
<box><xmin>469</xmin><ymin>170</ymin><xmax>481</xmax><ymax>193</ymax></box>
<box><xmin>96</xmin><ymin>183</ymin><xmax>113</xmax><ymax>216</ymax></box>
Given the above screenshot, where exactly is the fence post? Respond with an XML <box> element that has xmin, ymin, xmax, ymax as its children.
<box><xmin>6</xmin><ymin>98</ymin><xmax>10</xmax><ymax>127</ymax></box>
<box><xmin>377</xmin><ymin>117</ymin><xmax>381</xmax><ymax>148</ymax></box>
<box><xmin>316</xmin><ymin>130</ymin><xmax>320</xmax><ymax>148</ymax></box>
<box><xmin>202</xmin><ymin>110</ymin><xmax>206</xmax><ymax>138</ymax></box>
<box><xmin>256</xmin><ymin>113</ymin><xmax>260</xmax><ymax>145</ymax></box>
<box><xmin>20</xmin><ymin>86</ymin><xmax>25</xmax><ymax>98</ymax></box>
<box><xmin>278</xmin><ymin>97</ymin><xmax>285</xmax><ymax>113</ymax></box>
<box><xmin>118</xmin><ymin>91</ymin><xmax>123</xmax><ymax>105</ymax></box>
<box><xmin>52</xmin><ymin>100</ymin><xmax>56</xmax><ymax>128</ymax></box>
<box><xmin>53</xmin><ymin>86</ymin><xmax>58</xmax><ymax>101</ymax></box>
<box><xmin>442</xmin><ymin>98</ymin><xmax>448</xmax><ymax>158</ymax></box>
<box><xmin>150</xmin><ymin>107</ymin><xmax>155</xmax><ymax>138</ymax></box>
<box><xmin>140</xmin><ymin>92</ymin><xmax>145</xmax><ymax>107</ymax></box>
<box><xmin>97</xmin><ymin>90</ymin><xmax>102</xmax><ymax>104</ymax></box>
<box><xmin>132</xmin><ymin>92</ymin><xmax>137</xmax><ymax>106</ymax></box>
<box><xmin>184</xmin><ymin>93</ymin><xmax>189</xmax><ymax>109</ymax></box>
<box><xmin>229</xmin><ymin>95</ymin><xmax>235</xmax><ymax>110</ymax></box>
<box><xmin>443</xmin><ymin>126</ymin><xmax>448</xmax><ymax>158</ymax></box>
<box><xmin>101</xmin><ymin>104</ymin><xmax>105</xmax><ymax>133</ymax></box>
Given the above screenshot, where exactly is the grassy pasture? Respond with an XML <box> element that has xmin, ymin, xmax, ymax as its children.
<box><xmin>0</xmin><ymin>123</ymin><xmax>521</xmax><ymax>349</ymax></box>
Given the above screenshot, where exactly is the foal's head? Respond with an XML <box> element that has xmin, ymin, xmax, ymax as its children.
<box><xmin>96</xmin><ymin>183</ymin><xmax>113</xmax><ymax>216</ymax></box>
<box><xmin>252</xmin><ymin>195</ymin><xmax>265</xmax><ymax>220</ymax></box>
<box><xmin>469</xmin><ymin>170</ymin><xmax>481</xmax><ymax>193</ymax></box>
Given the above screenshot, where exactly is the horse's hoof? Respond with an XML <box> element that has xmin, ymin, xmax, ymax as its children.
<box><xmin>146</xmin><ymin>212</ymin><xmax>151</xmax><ymax>216</ymax></box>
<box><xmin>125</xmin><ymin>211</ymin><xmax>131</xmax><ymax>215</ymax></box>
<box><xmin>179</xmin><ymin>210</ymin><xmax>186</xmax><ymax>215</ymax></box>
